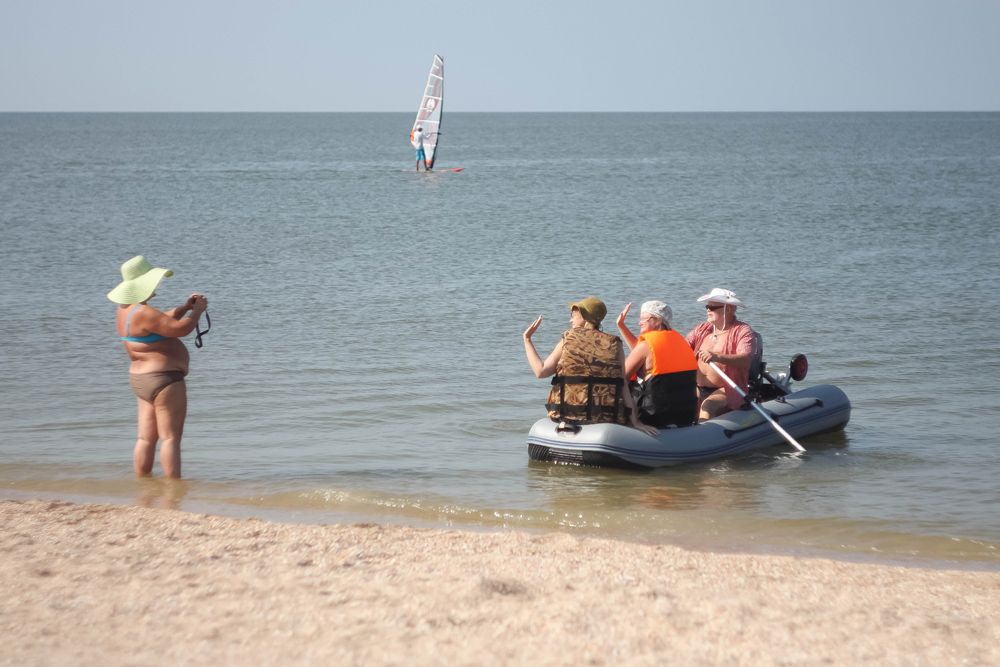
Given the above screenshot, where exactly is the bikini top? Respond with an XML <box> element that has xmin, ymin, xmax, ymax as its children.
<box><xmin>121</xmin><ymin>305</ymin><xmax>168</xmax><ymax>343</ymax></box>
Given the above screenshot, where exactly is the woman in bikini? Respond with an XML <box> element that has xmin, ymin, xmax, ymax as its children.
<box><xmin>108</xmin><ymin>256</ymin><xmax>208</xmax><ymax>478</ymax></box>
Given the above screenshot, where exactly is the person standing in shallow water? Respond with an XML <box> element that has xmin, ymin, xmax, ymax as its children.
<box><xmin>108</xmin><ymin>256</ymin><xmax>208</xmax><ymax>479</ymax></box>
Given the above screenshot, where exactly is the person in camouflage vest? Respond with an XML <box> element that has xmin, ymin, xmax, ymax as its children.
<box><xmin>523</xmin><ymin>297</ymin><xmax>657</xmax><ymax>436</ymax></box>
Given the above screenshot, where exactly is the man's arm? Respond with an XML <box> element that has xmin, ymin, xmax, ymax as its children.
<box><xmin>696</xmin><ymin>325</ymin><xmax>753</xmax><ymax>368</ymax></box>
<box><xmin>685</xmin><ymin>324</ymin><xmax>702</xmax><ymax>350</ymax></box>
<box><xmin>698</xmin><ymin>351</ymin><xmax>751</xmax><ymax>369</ymax></box>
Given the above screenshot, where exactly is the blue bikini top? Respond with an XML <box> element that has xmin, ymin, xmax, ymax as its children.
<box><xmin>121</xmin><ymin>305</ymin><xmax>168</xmax><ymax>343</ymax></box>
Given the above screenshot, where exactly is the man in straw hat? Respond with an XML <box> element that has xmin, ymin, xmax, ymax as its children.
<box><xmin>684</xmin><ymin>288</ymin><xmax>756</xmax><ymax>422</ymax></box>
<box><xmin>109</xmin><ymin>255</ymin><xmax>208</xmax><ymax>478</ymax></box>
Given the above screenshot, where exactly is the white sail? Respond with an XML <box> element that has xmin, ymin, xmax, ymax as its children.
<box><xmin>412</xmin><ymin>54</ymin><xmax>443</xmax><ymax>168</ymax></box>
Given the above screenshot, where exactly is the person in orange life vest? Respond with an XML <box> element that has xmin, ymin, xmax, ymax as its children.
<box><xmin>684</xmin><ymin>288</ymin><xmax>756</xmax><ymax>422</ymax></box>
<box><xmin>614</xmin><ymin>300</ymin><xmax>698</xmax><ymax>428</ymax></box>
<box><xmin>524</xmin><ymin>297</ymin><xmax>657</xmax><ymax>436</ymax></box>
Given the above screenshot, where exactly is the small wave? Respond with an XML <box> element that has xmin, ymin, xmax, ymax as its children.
<box><xmin>212</xmin><ymin>486</ymin><xmax>1000</xmax><ymax>567</ymax></box>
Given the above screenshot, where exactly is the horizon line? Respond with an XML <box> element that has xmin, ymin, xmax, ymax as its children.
<box><xmin>2</xmin><ymin>109</ymin><xmax>998</xmax><ymax>114</ymax></box>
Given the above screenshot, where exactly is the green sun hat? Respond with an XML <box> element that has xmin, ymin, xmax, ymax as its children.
<box><xmin>568</xmin><ymin>297</ymin><xmax>607</xmax><ymax>328</ymax></box>
<box><xmin>107</xmin><ymin>256</ymin><xmax>174</xmax><ymax>304</ymax></box>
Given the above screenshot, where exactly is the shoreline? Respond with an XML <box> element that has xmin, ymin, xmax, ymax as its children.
<box><xmin>3</xmin><ymin>498</ymin><xmax>1000</xmax><ymax>665</ymax></box>
<box><xmin>3</xmin><ymin>487</ymin><xmax>998</xmax><ymax>574</ymax></box>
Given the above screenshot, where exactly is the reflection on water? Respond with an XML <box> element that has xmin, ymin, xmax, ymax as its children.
<box><xmin>523</xmin><ymin>435</ymin><xmax>849</xmax><ymax>515</ymax></box>
<box><xmin>2</xmin><ymin>454</ymin><xmax>999</xmax><ymax>565</ymax></box>
<box><xmin>134</xmin><ymin>478</ymin><xmax>189</xmax><ymax>511</ymax></box>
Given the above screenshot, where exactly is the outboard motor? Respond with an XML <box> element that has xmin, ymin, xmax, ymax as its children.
<box><xmin>743</xmin><ymin>332</ymin><xmax>811</xmax><ymax>404</ymax></box>
<box><xmin>760</xmin><ymin>353</ymin><xmax>808</xmax><ymax>400</ymax></box>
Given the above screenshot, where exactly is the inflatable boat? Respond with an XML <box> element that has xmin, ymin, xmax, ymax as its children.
<box><xmin>526</xmin><ymin>346</ymin><xmax>850</xmax><ymax>469</ymax></box>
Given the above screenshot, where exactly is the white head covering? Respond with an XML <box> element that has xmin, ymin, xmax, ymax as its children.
<box><xmin>640</xmin><ymin>300</ymin><xmax>673</xmax><ymax>327</ymax></box>
<box><xmin>696</xmin><ymin>288</ymin><xmax>746</xmax><ymax>309</ymax></box>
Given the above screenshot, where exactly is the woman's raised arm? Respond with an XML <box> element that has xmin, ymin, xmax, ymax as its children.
<box><xmin>163</xmin><ymin>293</ymin><xmax>203</xmax><ymax>320</ymax></box>
<box><xmin>616</xmin><ymin>303</ymin><xmax>639</xmax><ymax>350</ymax></box>
<box><xmin>524</xmin><ymin>316</ymin><xmax>563</xmax><ymax>379</ymax></box>
<box><xmin>137</xmin><ymin>297</ymin><xmax>207</xmax><ymax>338</ymax></box>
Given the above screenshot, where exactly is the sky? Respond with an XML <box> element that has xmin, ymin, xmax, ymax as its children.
<box><xmin>2</xmin><ymin>0</ymin><xmax>998</xmax><ymax>112</ymax></box>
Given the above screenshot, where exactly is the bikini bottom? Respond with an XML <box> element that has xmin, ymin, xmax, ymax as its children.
<box><xmin>129</xmin><ymin>371</ymin><xmax>185</xmax><ymax>402</ymax></box>
<box><xmin>698</xmin><ymin>385</ymin><xmax>723</xmax><ymax>402</ymax></box>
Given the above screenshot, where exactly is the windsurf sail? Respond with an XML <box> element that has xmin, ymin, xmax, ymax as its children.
<box><xmin>412</xmin><ymin>54</ymin><xmax>444</xmax><ymax>168</ymax></box>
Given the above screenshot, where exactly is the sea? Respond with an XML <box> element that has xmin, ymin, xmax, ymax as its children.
<box><xmin>1</xmin><ymin>112</ymin><xmax>998</xmax><ymax>567</ymax></box>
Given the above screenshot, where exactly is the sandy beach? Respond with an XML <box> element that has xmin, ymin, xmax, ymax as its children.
<box><xmin>2</xmin><ymin>499</ymin><xmax>998</xmax><ymax>666</ymax></box>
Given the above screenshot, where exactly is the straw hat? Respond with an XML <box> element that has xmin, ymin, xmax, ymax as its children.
<box><xmin>107</xmin><ymin>256</ymin><xmax>173</xmax><ymax>304</ymax></box>
<box><xmin>696</xmin><ymin>288</ymin><xmax>746</xmax><ymax>309</ymax></box>
<box><xmin>568</xmin><ymin>297</ymin><xmax>607</xmax><ymax>328</ymax></box>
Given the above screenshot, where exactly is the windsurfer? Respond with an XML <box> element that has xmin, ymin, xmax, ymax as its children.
<box><xmin>411</xmin><ymin>125</ymin><xmax>431</xmax><ymax>171</ymax></box>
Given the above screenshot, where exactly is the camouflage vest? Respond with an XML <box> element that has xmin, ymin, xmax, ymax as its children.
<box><xmin>546</xmin><ymin>328</ymin><xmax>627</xmax><ymax>424</ymax></box>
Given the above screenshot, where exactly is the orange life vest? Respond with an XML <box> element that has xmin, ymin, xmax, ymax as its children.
<box><xmin>632</xmin><ymin>329</ymin><xmax>698</xmax><ymax>428</ymax></box>
<box><xmin>639</xmin><ymin>329</ymin><xmax>698</xmax><ymax>376</ymax></box>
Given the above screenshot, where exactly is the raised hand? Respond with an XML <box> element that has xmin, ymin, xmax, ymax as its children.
<box><xmin>523</xmin><ymin>315</ymin><xmax>543</xmax><ymax>340</ymax></box>
<box><xmin>616</xmin><ymin>302</ymin><xmax>632</xmax><ymax>330</ymax></box>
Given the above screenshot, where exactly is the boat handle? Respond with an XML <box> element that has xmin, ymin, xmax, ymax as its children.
<box><xmin>555</xmin><ymin>421</ymin><xmax>582</xmax><ymax>434</ymax></box>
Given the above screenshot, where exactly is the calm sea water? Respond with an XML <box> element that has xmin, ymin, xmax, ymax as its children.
<box><xmin>1</xmin><ymin>112</ymin><xmax>998</xmax><ymax>565</ymax></box>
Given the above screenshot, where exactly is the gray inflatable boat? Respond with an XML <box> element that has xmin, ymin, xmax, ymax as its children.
<box><xmin>526</xmin><ymin>344</ymin><xmax>850</xmax><ymax>469</ymax></box>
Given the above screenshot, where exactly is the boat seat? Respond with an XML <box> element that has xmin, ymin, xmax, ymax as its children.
<box><xmin>744</xmin><ymin>332</ymin><xmax>789</xmax><ymax>404</ymax></box>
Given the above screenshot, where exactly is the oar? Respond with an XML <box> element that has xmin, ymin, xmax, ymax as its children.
<box><xmin>708</xmin><ymin>362</ymin><xmax>806</xmax><ymax>453</ymax></box>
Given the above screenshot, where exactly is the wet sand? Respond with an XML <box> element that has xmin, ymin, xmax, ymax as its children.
<box><xmin>2</xmin><ymin>499</ymin><xmax>998</xmax><ymax>666</ymax></box>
